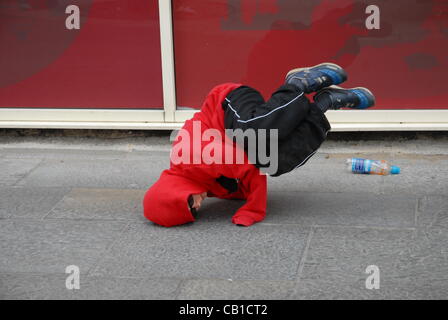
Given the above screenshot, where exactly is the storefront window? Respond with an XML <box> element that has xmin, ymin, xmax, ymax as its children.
<box><xmin>173</xmin><ymin>0</ymin><xmax>448</xmax><ymax>110</ymax></box>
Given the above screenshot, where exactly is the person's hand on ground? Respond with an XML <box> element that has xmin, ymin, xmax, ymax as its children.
<box><xmin>191</xmin><ymin>192</ymin><xmax>207</xmax><ymax>210</ymax></box>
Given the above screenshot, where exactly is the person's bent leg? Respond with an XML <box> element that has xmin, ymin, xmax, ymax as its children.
<box><xmin>273</xmin><ymin>102</ymin><xmax>331</xmax><ymax>176</ymax></box>
<box><xmin>222</xmin><ymin>83</ymin><xmax>329</xmax><ymax>176</ymax></box>
<box><xmin>223</xmin><ymin>84</ymin><xmax>312</xmax><ymax>140</ymax></box>
<box><xmin>222</xmin><ymin>62</ymin><xmax>351</xmax><ymax>137</ymax></box>
<box><xmin>314</xmin><ymin>86</ymin><xmax>376</xmax><ymax>111</ymax></box>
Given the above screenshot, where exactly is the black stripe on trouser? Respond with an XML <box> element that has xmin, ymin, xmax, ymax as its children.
<box><xmin>222</xmin><ymin>84</ymin><xmax>331</xmax><ymax>176</ymax></box>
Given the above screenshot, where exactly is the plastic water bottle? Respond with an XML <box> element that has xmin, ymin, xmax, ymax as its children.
<box><xmin>347</xmin><ymin>158</ymin><xmax>400</xmax><ymax>175</ymax></box>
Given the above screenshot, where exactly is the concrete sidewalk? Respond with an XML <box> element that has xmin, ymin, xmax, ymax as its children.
<box><xmin>0</xmin><ymin>134</ymin><xmax>447</xmax><ymax>299</ymax></box>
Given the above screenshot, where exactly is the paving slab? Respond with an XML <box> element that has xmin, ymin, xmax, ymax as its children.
<box><xmin>290</xmin><ymin>278</ymin><xmax>448</xmax><ymax>300</ymax></box>
<box><xmin>402</xmin><ymin>227</ymin><xmax>448</xmax><ymax>281</ymax></box>
<box><xmin>267</xmin><ymin>154</ymin><xmax>384</xmax><ymax>194</ymax></box>
<box><xmin>191</xmin><ymin>198</ymin><xmax>246</xmax><ymax>224</ymax></box>
<box><xmin>1</xmin><ymin>148</ymin><xmax>130</xmax><ymax>160</ymax></box>
<box><xmin>377</xmin><ymin>159</ymin><xmax>448</xmax><ymax>196</ymax></box>
<box><xmin>266</xmin><ymin>191</ymin><xmax>417</xmax><ymax>227</ymax></box>
<box><xmin>197</xmin><ymin>191</ymin><xmax>417</xmax><ymax>228</ymax></box>
<box><xmin>417</xmin><ymin>195</ymin><xmax>448</xmax><ymax>229</ymax></box>
<box><xmin>0</xmin><ymin>219</ymin><xmax>126</xmax><ymax>274</ymax></box>
<box><xmin>0</xmin><ymin>273</ymin><xmax>180</xmax><ymax>300</ymax></box>
<box><xmin>0</xmin><ymin>158</ymin><xmax>42</xmax><ymax>187</ymax></box>
<box><xmin>14</xmin><ymin>157</ymin><xmax>169</xmax><ymax>190</ymax></box>
<box><xmin>177</xmin><ymin>279</ymin><xmax>295</xmax><ymax>300</ymax></box>
<box><xmin>46</xmin><ymin>188</ymin><xmax>146</xmax><ymax>221</ymax></box>
<box><xmin>90</xmin><ymin>222</ymin><xmax>310</xmax><ymax>281</ymax></box>
<box><xmin>268</xmin><ymin>156</ymin><xmax>448</xmax><ymax>197</ymax></box>
<box><xmin>1</xmin><ymin>148</ymin><xmax>170</xmax><ymax>161</ymax></box>
<box><xmin>290</xmin><ymin>226</ymin><xmax>448</xmax><ymax>299</ymax></box>
<box><xmin>0</xmin><ymin>187</ymin><xmax>70</xmax><ymax>219</ymax></box>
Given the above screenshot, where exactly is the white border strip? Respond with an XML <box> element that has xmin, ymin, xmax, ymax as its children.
<box><xmin>158</xmin><ymin>0</ymin><xmax>176</xmax><ymax>122</ymax></box>
<box><xmin>1</xmin><ymin>106</ymin><xmax>448</xmax><ymax>131</ymax></box>
<box><xmin>326</xmin><ymin>109</ymin><xmax>448</xmax><ymax>123</ymax></box>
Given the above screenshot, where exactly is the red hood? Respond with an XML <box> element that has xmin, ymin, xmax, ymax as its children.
<box><xmin>143</xmin><ymin>170</ymin><xmax>207</xmax><ymax>227</ymax></box>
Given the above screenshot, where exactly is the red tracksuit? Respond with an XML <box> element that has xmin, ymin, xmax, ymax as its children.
<box><xmin>143</xmin><ymin>83</ymin><xmax>267</xmax><ymax>227</ymax></box>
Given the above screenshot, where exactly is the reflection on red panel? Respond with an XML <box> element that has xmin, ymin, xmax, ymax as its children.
<box><xmin>0</xmin><ymin>0</ymin><xmax>163</xmax><ymax>109</ymax></box>
<box><xmin>173</xmin><ymin>0</ymin><xmax>448</xmax><ymax>109</ymax></box>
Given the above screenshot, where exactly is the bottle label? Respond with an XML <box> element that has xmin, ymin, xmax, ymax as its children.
<box><xmin>352</xmin><ymin>158</ymin><xmax>371</xmax><ymax>174</ymax></box>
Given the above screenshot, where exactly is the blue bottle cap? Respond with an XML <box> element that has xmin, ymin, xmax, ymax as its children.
<box><xmin>391</xmin><ymin>166</ymin><xmax>400</xmax><ymax>174</ymax></box>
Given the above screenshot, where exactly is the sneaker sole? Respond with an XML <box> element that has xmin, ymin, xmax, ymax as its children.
<box><xmin>286</xmin><ymin>62</ymin><xmax>346</xmax><ymax>79</ymax></box>
<box><xmin>324</xmin><ymin>85</ymin><xmax>376</xmax><ymax>108</ymax></box>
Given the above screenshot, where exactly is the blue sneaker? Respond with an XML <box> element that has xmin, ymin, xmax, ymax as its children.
<box><xmin>315</xmin><ymin>85</ymin><xmax>376</xmax><ymax>110</ymax></box>
<box><xmin>285</xmin><ymin>63</ymin><xmax>348</xmax><ymax>93</ymax></box>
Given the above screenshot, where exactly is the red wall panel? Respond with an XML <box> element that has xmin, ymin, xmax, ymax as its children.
<box><xmin>173</xmin><ymin>0</ymin><xmax>448</xmax><ymax>110</ymax></box>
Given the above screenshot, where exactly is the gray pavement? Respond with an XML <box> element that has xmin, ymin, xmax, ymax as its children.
<box><xmin>0</xmin><ymin>133</ymin><xmax>447</xmax><ymax>300</ymax></box>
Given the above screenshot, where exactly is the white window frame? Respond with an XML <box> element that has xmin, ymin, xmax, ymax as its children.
<box><xmin>0</xmin><ymin>0</ymin><xmax>447</xmax><ymax>131</ymax></box>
